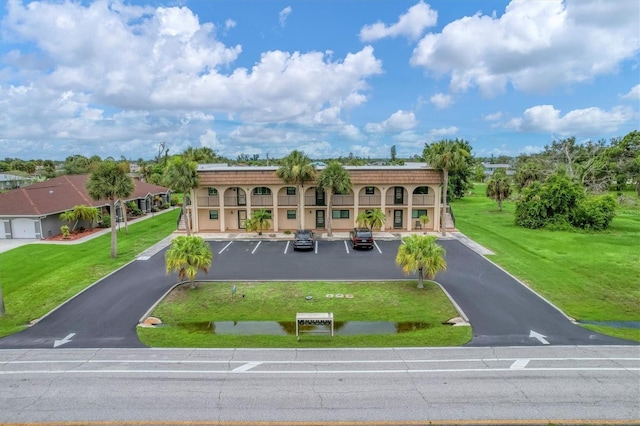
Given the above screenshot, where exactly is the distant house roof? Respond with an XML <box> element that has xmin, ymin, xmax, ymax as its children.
<box><xmin>0</xmin><ymin>174</ymin><xmax>170</xmax><ymax>217</ymax></box>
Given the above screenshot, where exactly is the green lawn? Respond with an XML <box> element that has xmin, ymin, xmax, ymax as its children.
<box><xmin>137</xmin><ymin>281</ymin><xmax>472</xmax><ymax>348</ymax></box>
<box><xmin>0</xmin><ymin>209</ymin><xmax>180</xmax><ymax>337</ymax></box>
<box><xmin>452</xmin><ymin>185</ymin><xmax>640</xmax><ymax>342</ymax></box>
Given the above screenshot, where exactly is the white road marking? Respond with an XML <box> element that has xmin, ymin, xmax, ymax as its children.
<box><xmin>232</xmin><ymin>361</ymin><xmax>262</xmax><ymax>372</ymax></box>
<box><xmin>219</xmin><ymin>241</ymin><xmax>233</xmax><ymax>254</ymax></box>
<box><xmin>344</xmin><ymin>241</ymin><xmax>350</xmax><ymax>253</ymax></box>
<box><xmin>53</xmin><ymin>333</ymin><xmax>76</xmax><ymax>348</ymax></box>
<box><xmin>136</xmin><ymin>256</ymin><xmax>150</xmax><ymax>261</ymax></box>
<box><xmin>0</xmin><ymin>367</ymin><xmax>637</xmax><ymax>375</ymax></box>
<box><xmin>374</xmin><ymin>241</ymin><xmax>381</xmax><ymax>253</ymax></box>
<box><xmin>251</xmin><ymin>241</ymin><xmax>261</xmax><ymax>254</ymax></box>
<box><xmin>284</xmin><ymin>241</ymin><xmax>290</xmax><ymax>254</ymax></box>
<box><xmin>510</xmin><ymin>359</ymin><xmax>530</xmax><ymax>369</ymax></box>
<box><xmin>314</xmin><ymin>241</ymin><xmax>318</xmax><ymax>254</ymax></box>
<box><xmin>529</xmin><ymin>330</ymin><xmax>550</xmax><ymax>345</ymax></box>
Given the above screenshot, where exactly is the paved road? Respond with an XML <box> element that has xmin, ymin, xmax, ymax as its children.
<box><xmin>0</xmin><ymin>346</ymin><xmax>638</xmax><ymax>424</ymax></box>
<box><xmin>0</xmin><ymin>237</ymin><xmax>633</xmax><ymax>348</ymax></box>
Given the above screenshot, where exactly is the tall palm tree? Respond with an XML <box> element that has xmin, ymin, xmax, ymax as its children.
<box><xmin>275</xmin><ymin>150</ymin><xmax>316</xmax><ymax>229</ymax></box>
<box><xmin>423</xmin><ymin>140</ymin><xmax>470</xmax><ymax>236</ymax></box>
<box><xmin>486</xmin><ymin>168</ymin><xmax>512</xmax><ymax>211</ymax></box>
<box><xmin>86</xmin><ymin>161</ymin><xmax>134</xmax><ymax>258</ymax></box>
<box><xmin>317</xmin><ymin>161</ymin><xmax>352</xmax><ymax>237</ymax></box>
<box><xmin>165</xmin><ymin>156</ymin><xmax>199</xmax><ymax>236</ymax></box>
<box><xmin>395</xmin><ymin>234</ymin><xmax>447</xmax><ymax>289</ymax></box>
<box><xmin>165</xmin><ymin>236</ymin><xmax>213</xmax><ymax>289</ymax></box>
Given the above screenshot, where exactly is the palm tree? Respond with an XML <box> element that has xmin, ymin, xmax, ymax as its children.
<box><xmin>423</xmin><ymin>140</ymin><xmax>470</xmax><ymax>236</ymax></box>
<box><xmin>246</xmin><ymin>209</ymin><xmax>272</xmax><ymax>235</ymax></box>
<box><xmin>165</xmin><ymin>235</ymin><xmax>213</xmax><ymax>289</ymax></box>
<box><xmin>165</xmin><ymin>156</ymin><xmax>199</xmax><ymax>236</ymax></box>
<box><xmin>275</xmin><ymin>150</ymin><xmax>316</xmax><ymax>229</ymax></box>
<box><xmin>486</xmin><ymin>168</ymin><xmax>512</xmax><ymax>211</ymax></box>
<box><xmin>86</xmin><ymin>161</ymin><xmax>134</xmax><ymax>258</ymax></box>
<box><xmin>317</xmin><ymin>161</ymin><xmax>352</xmax><ymax>237</ymax></box>
<box><xmin>395</xmin><ymin>234</ymin><xmax>447</xmax><ymax>289</ymax></box>
<box><xmin>60</xmin><ymin>205</ymin><xmax>99</xmax><ymax>231</ymax></box>
<box><xmin>356</xmin><ymin>208</ymin><xmax>386</xmax><ymax>230</ymax></box>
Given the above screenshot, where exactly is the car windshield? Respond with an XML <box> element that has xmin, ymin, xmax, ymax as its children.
<box><xmin>356</xmin><ymin>230</ymin><xmax>372</xmax><ymax>237</ymax></box>
<box><xmin>296</xmin><ymin>231</ymin><xmax>312</xmax><ymax>239</ymax></box>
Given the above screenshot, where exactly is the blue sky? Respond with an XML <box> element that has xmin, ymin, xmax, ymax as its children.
<box><xmin>1</xmin><ymin>0</ymin><xmax>638</xmax><ymax>161</ymax></box>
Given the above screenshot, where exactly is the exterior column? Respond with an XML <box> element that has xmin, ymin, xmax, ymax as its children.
<box><xmin>272</xmin><ymin>189</ymin><xmax>278</xmax><ymax>232</ymax></box>
<box><xmin>380</xmin><ymin>187</ymin><xmax>387</xmax><ymax>231</ymax></box>
<box><xmin>191</xmin><ymin>188</ymin><xmax>199</xmax><ymax>233</ymax></box>
<box><xmin>407</xmin><ymin>187</ymin><xmax>413</xmax><ymax>232</ymax></box>
<box><xmin>219</xmin><ymin>188</ymin><xmax>226</xmax><ymax>232</ymax></box>
<box><xmin>353</xmin><ymin>187</ymin><xmax>359</xmax><ymax>228</ymax></box>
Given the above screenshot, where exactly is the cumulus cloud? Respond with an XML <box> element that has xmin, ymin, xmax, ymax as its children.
<box><xmin>622</xmin><ymin>84</ymin><xmax>640</xmax><ymax>100</ymax></box>
<box><xmin>430</xmin><ymin>93</ymin><xmax>453</xmax><ymax>109</ymax></box>
<box><xmin>484</xmin><ymin>112</ymin><xmax>503</xmax><ymax>121</ymax></box>
<box><xmin>279</xmin><ymin>6</ymin><xmax>292</xmax><ymax>28</ymax></box>
<box><xmin>410</xmin><ymin>0</ymin><xmax>640</xmax><ymax>96</ymax></box>
<box><xmin>0</xmin><ymin>1</ymin><xmax>384</xmax><ymax>159</ymax></box>
<box><xmin>365</xmin><ymin>110</ymin><xmax>417</xmax><ymax>133</ymax></box>
<box><xmin>429</xmin><ymin>126</ymin><xmax>458</xmax><ymax>138</ymax></box>
<box><xmin>507</xmin><ymin>104</ymin><xmax>633</xmax><ymax>135</ymax></box>
<box><xmin>359</xmin><ymin>1</ymin><xmax>437</xmax><ymax>42</ymax></box>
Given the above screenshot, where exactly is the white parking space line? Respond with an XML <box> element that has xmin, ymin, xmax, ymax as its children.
<box><xmin>284</xmin><ymin>241</ymin><xmax>290</xmax><ymax>254</ymax></box>
<box><xmin>314</xmin><ymin>241</ymin><xmax>318</xmax><ymax>254</ymax></box>
<box><xmin>219</xmin><ymin>241</ymin><xmax>233</xmax><ymax>254</ymax></box>
<box><xmin>374</xmin><ymin>241</ymin><xmax>382</xmax><ymax>253</ymax></box>
<box><xmin>251</xmin><ymin>241</ymin><xmax>261</xmax><ymax>254</ymax></box>
<box><xmin>344</xmin><ymin>241</ymin><xmax>350</xmax><ymax>254</ymax></box>
<box><xmin>510</xmin><ymin>359</ymin><xmax>530</xmax><ymax>369</ymax></box>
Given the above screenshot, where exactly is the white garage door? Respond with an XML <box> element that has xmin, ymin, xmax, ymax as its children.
<box><xmin>11</xmin><ymin>218</ymin><xmax>37</xmax><ymax>239</ymax></box>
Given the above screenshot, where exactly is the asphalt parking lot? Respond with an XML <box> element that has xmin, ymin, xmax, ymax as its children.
<box><xmin>0</xmin><ymin>234</ymin><xmax>633</xmax><ymax>348</ymax></box>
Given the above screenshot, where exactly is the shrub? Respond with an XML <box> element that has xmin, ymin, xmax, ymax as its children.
<box><xmin>99</xmin><ymin>213</ymin><xmax>111</xmax><ymax>228</ymax></box>
<box><xmin>572</xmin><ymin>194</ymin><xmax>617</xmax><ymax>231</ymax></box>
<box><xmin>60</xmin><ymin>225</ymin><xmax>71</xmax><ymax>239</ymax></box>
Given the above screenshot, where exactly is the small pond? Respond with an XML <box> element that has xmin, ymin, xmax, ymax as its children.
<box><xmin>172</xmin><ymin>321</ymin><xmax>432</xmax><ymax>335</ymax></box>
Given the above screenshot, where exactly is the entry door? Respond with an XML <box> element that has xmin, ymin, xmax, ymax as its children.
<box><xmin>316</xmin><ymin>210</ymin><xmax>325</xmax><ymax>229</ymax></box>
<box><xmin>393</xmin><ymin>210</ymin><xmax>403</xmax><ymax>229</ymax></box>
<box><xmin>394</xmin><ymin>187</ymin><xmax>404</xmax><ymax>204</ymax></box>
<box><xmin>238</xmin><ymin>210</ymin><xmax>247</xmax><ymax>229</ymax></box>
<box><xmin>237</xmin><ymin>189</ymin><xmax>246</xmax><ymax>206</ymax></box>
<box><xmin>316</xmin><ymin>188</ymin><xmax>325</xmax><ymax>206</ymax></box>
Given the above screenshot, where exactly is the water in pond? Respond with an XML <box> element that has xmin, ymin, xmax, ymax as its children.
<box><xmin>174</xmin><ymin>321</ymin><xmax>432</xmax><ymax>335</ymax></box>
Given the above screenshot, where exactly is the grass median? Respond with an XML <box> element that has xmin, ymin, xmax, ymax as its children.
<box><xmin>137</xmin><ymin>281</ymin><xmax>472</xmax><ymax>348</ymax></box>
<box><xmin>0</xmin><ymin>209</ymin><xmax>180</xmax><ymax>337</ymax></box>
<box><xmin>452</xmin><ymin>185</ymin><xmax>640</xmax><ymax>342</ymax></box>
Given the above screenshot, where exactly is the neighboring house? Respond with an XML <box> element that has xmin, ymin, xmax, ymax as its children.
<box><xmin>0</xmin><ymin>173</ymin><xmax>34</xmax><ymax>190</ymax></box>
<box><xmin>482</xmin><ymin>162</ymin><xmax>514</xmax><ymax>177</ymax></box>
<box><xmin>187</xmin><ymin>163</ymin><xmax>443</xmax><ymax>233</ymax></box>
<box><xmin>0</xmin><ymin>174</ymin><xmax>171</xmax><ymax>239</ymax></box>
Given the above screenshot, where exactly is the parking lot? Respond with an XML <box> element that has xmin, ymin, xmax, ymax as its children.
<box><xmin>205</xmin><ymin>239</ymin><xmax>406</xmax><ymax>281</ymax></box>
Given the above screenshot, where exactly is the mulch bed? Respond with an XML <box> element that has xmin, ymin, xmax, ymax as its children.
<box><xmin>45</xmin><ymin>228</ymin><xmax>104</xmax><ymax>241</ymax></box>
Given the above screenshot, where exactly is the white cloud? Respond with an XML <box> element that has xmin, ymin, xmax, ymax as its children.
<box><xmin>279</xmin><ymin>6</ymin><xmax>292</xmax><ymax>28</ymax></box>
<box><xmin>430</xmin><ymin>92</ymin><xmax>453</xmax><ymax>109</ymax></box>
<box><xmin>224</xmin><ymin>19</ymin><xmax>236</xmax><ymax>32</ymax></box>
<box><xmin>365</xmin><ymin>110</ymin><xmax>417</xmax><ymax>133</ymax></box>
<box><xmin>622</xmin><ymin>84</ymin><xmax>640</xmax><ymax>100</ymax></box>
<box><xmin>411</xmin><ymin>0</ymin><xmax>640</xmax><ymax>96</ymax></box>
<box><xmin>484</xmin><ymin>112</ymin><xmax>503</xmax><ymax>121</ymax></box>
<box><xmin>429</xmin><ymin>126</ymin><xmax>458</xmax><ymax>138</ymax></box>
<box><xmin>360</xmin><ymin>1</ymin><xmax>437</xmax><ymax>42</ymax></box>
<box><xmin>507</xmin><ymin>104</ymin><xmax>634</xmax><ymax>135</ymax></box>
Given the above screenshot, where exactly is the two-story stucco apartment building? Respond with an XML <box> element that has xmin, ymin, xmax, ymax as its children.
<box><xmin>187</xmin><ymin>163</ymin><xmax>444</xmax><ymax>233</ymax></box>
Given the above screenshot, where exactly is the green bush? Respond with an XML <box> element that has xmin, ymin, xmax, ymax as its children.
<box><xmin>99</xmin><ymin>213</ymin><xmax>111</xmax><ymax>228</ymax></box>
<box><xmin>572</xmin><ymin>194</ymin><xmax>617</xmax><ymax>230</ymax></box>
<box><xmin>60</xmin><ymin>225</ymin><xmax>71</xmax><ymax>239</ymax></box>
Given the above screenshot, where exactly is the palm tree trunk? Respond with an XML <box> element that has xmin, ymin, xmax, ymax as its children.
<box><xmin>327</xmin><ymin>191</ymin><xmax>333</xmax><ymax>237</ymax></box>
<box><xmin>441</xmin><ymin>169</ymin><xmax>448</xmax><ymax>236</ymax></box>
<box><xmin>183</xmin><ymin>186</ymin><xmax>191</xmax><ymax>236</ymax></box>
<box><xmin>417</xmin><ymin>267</ymin><xmax>424</xmax><ymax>289</ymax></box>
<box><xmin>109</xmin><ymin>199</ymin><xmax>117</xmax><ymax>258</ymax></box>
<box><xmin>297</xmin><ymin>184</ymin><xmax>303</xmax><ymax>229</ymax></box>
<box><xmin>122</xmin><ymin>201</ymin><xmax>129</xmax><ymax>235</ymax></box>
